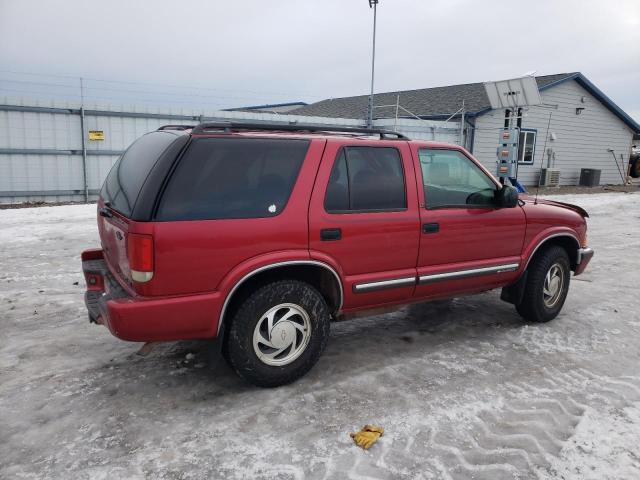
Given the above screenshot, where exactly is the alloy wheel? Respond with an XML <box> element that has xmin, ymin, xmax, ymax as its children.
<box><xmin>252</xmin><ymin>303</ymin><xmax>311</xmax><ymax>366</ymax></box>
<box><xmin>542</xmin><ymin>263</ymin><xmax>565</xmax><ymax>308</ymax></box>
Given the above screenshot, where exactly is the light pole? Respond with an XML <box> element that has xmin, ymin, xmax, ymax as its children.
<box><xmin>366</xmin><ymin>0</ymin><xmax>379</xmax><ymax>128</ymax></box>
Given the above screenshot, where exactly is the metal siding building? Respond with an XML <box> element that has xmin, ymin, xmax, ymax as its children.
<box><xmin>4</xmin><ymin>72</ymin><xmax>635</xmax><ymax>204</ymax></box>
<box><xmin>0</xmin><ymin>98</ymin><xmax>460</xmax><ymax>204</ymax></box>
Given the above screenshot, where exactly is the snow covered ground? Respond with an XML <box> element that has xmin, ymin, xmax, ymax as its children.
<box><xmin>1</xmin><ymin>192</ymin><xmax>639</xmax><ymax>480</ymax></box>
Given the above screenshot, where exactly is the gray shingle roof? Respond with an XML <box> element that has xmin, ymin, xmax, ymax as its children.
<box><xmin>289</xmin><ymin>73</ymin><xmax>577</xmax><ymax>119</ymax></box>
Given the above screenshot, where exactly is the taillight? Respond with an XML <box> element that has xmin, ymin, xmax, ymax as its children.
<box><xmin>128</xmin><ymin>233</ymin><xmax>154</xmax><ymax>282</ymax></box>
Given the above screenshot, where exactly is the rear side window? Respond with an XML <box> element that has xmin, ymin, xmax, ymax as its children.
<box><xmin>156</xmin><ymin>138</ymin><xmax>309</xmax><ymax>221</ymax></box>
<box><xmin>324</xmin><ymin>146</ymin><xmax>406</xmax><ymax>212</ymax></box>
<box><xmin>101</xmin><ymin>131</ymin><xmax>177</xmax><ymax>217</ymax></box>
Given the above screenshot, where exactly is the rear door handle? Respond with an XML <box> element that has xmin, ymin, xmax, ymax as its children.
<box><xmin>422</xmin><ymin>223</ymin><xmax>439</xmax><ymax>234</ymax></box>
<box><xmin>320</xmin><ymin>228</ymin><xmax>342</xmax><ymax>241</ymax></box>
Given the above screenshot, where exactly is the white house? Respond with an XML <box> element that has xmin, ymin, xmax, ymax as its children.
<box><xmin>290</xmin><ymin>73</ymin><xmax>640</xmax><ymax>186</ymax></box>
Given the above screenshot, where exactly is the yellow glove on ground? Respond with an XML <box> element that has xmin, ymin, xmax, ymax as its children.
<box><xmin>350</xmin><ymin>425</ymin><xmax>384</xmax><ymax>450</ymax></box>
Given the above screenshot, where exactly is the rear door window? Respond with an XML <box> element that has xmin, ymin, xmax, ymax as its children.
<box><xmin>156</xmin><ymin>137</ymin><xmax>309</xmax><ymax>221</ymax></box>
<box><xmin>324</xmin><ymin>146</ymin><xmax>406</xmax><ymax>213</ymax></box>
<box><xmin>101</xmin><ymin>131</ymin><xmax>177</xmax><ymax>217</ymax></box>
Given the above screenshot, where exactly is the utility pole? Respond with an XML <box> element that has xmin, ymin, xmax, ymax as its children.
<box><xmin>459</xmin><ymin>99</ymin><xmax>465</xmax><ymax>147</ymax></box>
<box><xmin>79</xmin><ymin>77</ymin><xmax>89</xmax><ymax>203</ymax></box>
<box><xmin>366</xmin><ymin>0</ymin><xmax>379</xmax><ymax>128</ymax></box>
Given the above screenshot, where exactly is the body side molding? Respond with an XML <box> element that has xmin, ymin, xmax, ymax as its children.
<box><xmin>418</xmin><ymin>263</ymin><xmax>520</xmax><ymax>285</ymax></box>
<box><xmin>353</xmin><ymin>276</ymin><xmax>416</xmax><ymax>293</ymax></box>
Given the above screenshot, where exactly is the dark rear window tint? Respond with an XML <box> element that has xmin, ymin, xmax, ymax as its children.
<box><xmin>156</xmin><ymin>137</ymin><xmax>309</xmax><ymax>221</ymax></box>
<box><xmin>101</xmin><ymin>131</ymin><xmax>177</xmax><ymax>217</ymax></box>
<box><xmin>324</xmin><ymin>146</ymin><xmax>406</xmax><ymax>212</ymax></box>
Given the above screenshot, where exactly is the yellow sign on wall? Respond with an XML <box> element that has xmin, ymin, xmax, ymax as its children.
<box><xmin>88</xmin><ymin>130</ymin><xmax>105</xmax><ymax>141</ymax></box>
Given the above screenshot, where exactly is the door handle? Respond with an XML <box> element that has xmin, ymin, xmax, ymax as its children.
<box><xmin>422</xmin><ymin>223</ymin><xmax>439</xmax><ymax>234</ymax></box>
<box><xmin>320</xmin><ymin>228</ymin><xmax>342</xmax><ymax>241</ymax></box>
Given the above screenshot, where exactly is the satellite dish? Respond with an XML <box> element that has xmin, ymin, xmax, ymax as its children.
<box><xmin>484</xmin><ymin>76</ymin><xmax>542</xmax><ymax>109</ymax></box>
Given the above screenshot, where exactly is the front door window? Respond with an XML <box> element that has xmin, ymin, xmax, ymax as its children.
<box><xmin>418</xmin><ymin>149</ymin><xmax>498</xmax><ymax>208</ymax></box>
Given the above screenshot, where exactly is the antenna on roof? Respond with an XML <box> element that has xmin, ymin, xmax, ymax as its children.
<box><xmin>366</xmin><ymin>0</ymin><xmax>379</xmax><ymax>129</ymax></box>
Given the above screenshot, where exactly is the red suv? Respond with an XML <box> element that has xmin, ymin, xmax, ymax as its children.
<box><xmin>82</xmin><ymin>122</ymin><xmax>593</xmax><ymax>387</ymax></box>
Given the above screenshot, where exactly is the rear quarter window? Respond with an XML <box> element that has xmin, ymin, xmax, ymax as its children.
<box><xmin>101</xmin><ymin>131</ymin><xmax>178</xmax><ymax>217</ymax></box>
<box><xmin>155</xmin><ymin>137</ymin><xmax>310</xmax><ymax>221</ymax></box>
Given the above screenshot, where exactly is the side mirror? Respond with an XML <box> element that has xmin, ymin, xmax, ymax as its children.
<box><xmin>497</xmin><ymin>185</ymin><xmax>519</xmax><ymax>208</ymax></box>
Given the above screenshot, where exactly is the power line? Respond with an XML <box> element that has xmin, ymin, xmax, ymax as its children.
<box><xmin>0</xmin><ymin>78</ymin><xmax>307</xmax><ymax>104</ymax></box>
<box><xmin>0</xmin><ymin>87</ymin><xmax>243</xmax><ymax>108</ymax></box>
<box><xmin>0</xmin><ymin>69</ymin><xmax>324</xmax><ymax>100</ymax></box>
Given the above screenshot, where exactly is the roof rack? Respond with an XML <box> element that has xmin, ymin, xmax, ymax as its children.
<box><xmin>190</xmin><ymin>121</ymin><xmax>409</xmax><ymax>140</ymax></box>
<box><xmin>157</xmin><ymin>125</ymin><xmax>196</xmax><ymax>131</ymax></box>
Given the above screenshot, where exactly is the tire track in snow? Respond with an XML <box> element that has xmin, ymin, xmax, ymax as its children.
<box><xmin>423</xmin><ymin>368</ymin><xmax>640</xmax><ymax>480</ymax></box>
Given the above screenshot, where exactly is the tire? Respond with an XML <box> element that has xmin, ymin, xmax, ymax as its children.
<box><xmin>516</xmin><ymin>245</ymin><xmax>571</xmax><ymax>323</ymax></box>
<box><xmin>225</xmin><ymin>280</ymin><xmax>330</xmax><ymax>387</ymax></box>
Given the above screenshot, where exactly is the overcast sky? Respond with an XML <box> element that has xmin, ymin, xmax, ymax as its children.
<box><xmin>1</xmin><ymin>0</ymin><xmax>639</xmax><ymax>121</ymax></box>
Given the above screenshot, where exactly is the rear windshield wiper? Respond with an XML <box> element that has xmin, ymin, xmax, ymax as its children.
<box><xmin>99</xmin><ymin>205</ymin><xmax>113</xmax><ymax>218</ymax></box>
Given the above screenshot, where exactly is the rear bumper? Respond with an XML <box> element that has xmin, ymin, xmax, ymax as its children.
<box><xmin>82</xmin><ymin>249</ymin><xmax>222</xmax><ymax>342</ymax></box>
<box><xmin>574</xmin><ymin>247</ymin><xmax>594</xmax><ymax>276</ymax></box>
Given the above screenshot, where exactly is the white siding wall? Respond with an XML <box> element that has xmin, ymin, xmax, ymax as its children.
<box><xmin>471</xmin><ymin>80</ymin><xmax>634</xmax><ymax>186</ymax></box>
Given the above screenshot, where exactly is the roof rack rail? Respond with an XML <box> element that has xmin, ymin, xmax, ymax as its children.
<box><xmin>190</xmin><ymin>121</ymin><xmax>409</xmax><ymax>140</ymax></box>
<box><xmin>157</xmin><ymin>124</ymin><xmax>196</xmax><ymax>131</ymax></box>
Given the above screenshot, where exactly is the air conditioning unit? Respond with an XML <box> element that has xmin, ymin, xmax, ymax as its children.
<box><xmin>539</xmin><ymin>168</ymin><xmax>561</xmax><ymax>187</ymax></box>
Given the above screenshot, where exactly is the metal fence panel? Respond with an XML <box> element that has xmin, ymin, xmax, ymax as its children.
<box><xmin>0</xmin><ymin>97</ymin><xmax>460</xmax><ymax>203</ymax></box>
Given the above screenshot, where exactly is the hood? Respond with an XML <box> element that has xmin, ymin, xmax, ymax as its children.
<box><xmin>520</xmin><ymin>195</ymin><xmax>589</xmax><ymax>218</ymax></box>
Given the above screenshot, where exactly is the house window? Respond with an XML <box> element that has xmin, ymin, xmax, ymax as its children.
<box><xmin>518</xmin><ymin>130</ymin><xmax>536</xmax><ymax>164</ymax></box>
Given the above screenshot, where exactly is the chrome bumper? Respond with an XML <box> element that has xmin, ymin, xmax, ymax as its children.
<box><xmin>575</xmin><ymin>247</ymin><xmax>594</xmax><ymax>276</ymax></box>
<box><xmin>577</xmin><ymin>247</ymin><xmax>594</xmax><ymax>264</ymax></box>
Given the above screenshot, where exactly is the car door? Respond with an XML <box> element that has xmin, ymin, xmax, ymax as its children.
<box><xmin>411</xmin><ymin>145</ymin><xmax>526</xmax><ymax>299</ymax></box>
<box><xmin>308</xmin><ymin>140</ymin><xmax>420</xmax><ymax>310</ymax></box>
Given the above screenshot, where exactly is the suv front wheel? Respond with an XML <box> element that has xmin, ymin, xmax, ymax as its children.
<box><xmin>225</xmin><ymin>280</ymin><xmax>330</xmax><ymax>387</ymax></box>
<box><xmin>516</xmin><ymin>246</ymin><xmax>571</xmax><ymax>323</ymax></box>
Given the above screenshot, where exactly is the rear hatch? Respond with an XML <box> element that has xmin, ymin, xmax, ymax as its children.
<box><xmin>98</xmin><ymin>130</ymin><xmax>185</xmax><ymax>289</ymax></box>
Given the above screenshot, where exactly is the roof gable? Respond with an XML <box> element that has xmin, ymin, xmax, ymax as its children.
<box><xmin>289</xmin><ymin>74</ymin><xmax>575</xmax><ymax>119</ymax></box>
<box><xmin>538</xmin><ymin>73</ymin><xmax>640</xmax><ymax>132</ymax></box>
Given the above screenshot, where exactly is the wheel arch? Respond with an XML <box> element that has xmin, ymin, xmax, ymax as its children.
<box><xmin>217</xmin><ymin>261</ymin><xmax>343</xmax><ymax>336</ymax></box>
<box><xmin>503</xmin><ymin>232</ymin><xmax>580</xmax><ymax>306</ymax></box>
<box><xmin>524</xmin><ymin>232</ymin><xmax>580</xmax><ymax>272</ymax></box>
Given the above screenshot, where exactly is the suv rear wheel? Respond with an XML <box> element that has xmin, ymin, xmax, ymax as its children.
<box><xmin>225</xmin><ymin>280</ymin><xmax>330</xmax><ymax>387</ymax></box>
<box><xmin>516</xmin><ymin>246</ymin><xmax>571</xmax><ymax>323</ymax></box>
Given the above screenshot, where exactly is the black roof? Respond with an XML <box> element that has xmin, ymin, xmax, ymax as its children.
<box><xmin>289</xmin><ymin>73</ymin><xmax>576</xmax><ymax>119</ymax></box>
